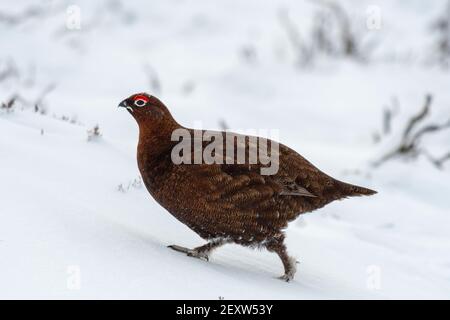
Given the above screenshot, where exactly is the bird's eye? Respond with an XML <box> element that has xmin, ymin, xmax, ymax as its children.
<box><xmin>134</xmin><ymin>99</ymin><xmax>147</xmax><ymax>107</ymax></box>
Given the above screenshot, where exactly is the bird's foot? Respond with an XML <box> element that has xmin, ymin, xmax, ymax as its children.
<box><xmin>168</xmin><ymin>245</ymin><xmax>209</xmax><ymax>261</ymax></box>
<box><xmin>277</xmin><ymin>258</ymin><xmax>299</xmax><ymax>282</ymax></box>
<box><xmin>278</xmin><ymin>273</ymin><xmax>294</xmax><ymax>282</ymax></box>
<box><xmin>187</xmin><ymin>249</ymin><xmax>209</xmax><ymax>261</ymax></box>
<box><xmin>168</xmin><ymin>244</ymin><xmax>190</xmax><ymax>254</ymax></box>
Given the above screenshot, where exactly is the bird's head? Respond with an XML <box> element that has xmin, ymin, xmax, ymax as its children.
<box><xmin>118</xmin><ymin>93</ymin><xmax>178</xmax><ymax>130</ymax></box>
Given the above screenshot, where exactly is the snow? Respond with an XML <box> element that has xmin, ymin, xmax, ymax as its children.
<box><xmin>1</xmin><ymin>0</ymin><xmax>450</xmax><ymax>299</ymax></box>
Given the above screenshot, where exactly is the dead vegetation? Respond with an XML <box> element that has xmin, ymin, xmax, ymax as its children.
<box><xmin>117</xmin><ymin>177</ymin><xmax>143</xmax><ymax>193</ymax></box>
<box><xmin>0</xmin><ymin>56</ymin><xmax>56</xmax><ymax>115</ymax></box>
<box><xmin>0</xmin><ymin>96</ymin><xmax>15</xmax><ymax>112</ymax></box>
<box><xmin>373</xmin><ymin>94</ymin><xmax>450</xmax><ymax>169</ymax></box>
<box><xmin>0</xmin><ymin>3</ymin><xmax>53</xmax><ymax>26</ymax></box>
<box><xmin>0</xmin><ymin>59</ymin><xmax>19</xmax><ymax>82</ymax></box>
<box><xmin>0</xmin><ymin>84</ymin><xmax>55</xmax><ymax>115</ymax></box>
<box><xmin>372</xmin><ymin>96</ymin><xmax>400</xmax><ymax>143</ymax></box>
<box><xmin>430</xmin><ymin>0</ymin><xmax>450</xmax><ymax>68</ymax></box>
<box><xmin>87</xmin><ymin>124</ymin><xmax>102</xmax><ymax>141</ymax></box>
<box><xmin>311</xmin><ymin>0</ymin><xmax>364</xmax><ymax>60</ymax></box>
<box><xmin>143</xmin><ymin>64</ymin><xmax>162</xmax><ymax>95</ymax></box>
<box><xmin>279</xmin><ymin>0</ymin><xmax>375</xmax><ymax>68</ymax></box>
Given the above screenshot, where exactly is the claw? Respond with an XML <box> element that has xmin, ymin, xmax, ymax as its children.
<box><xmin>168</xmin><ymin>244</ymin><xmax>209</xmax><ymax>261</ymax></box>
<box><xmin>187</xmin><ymin>250</ymin><xmax>209</xmax><ymax>261</ymax></box>
<box><xmin>168</xmin><ymin>244</ymin><xmax>191</xmax><ymax>254</ymax></box>
<box><xmin>278</xmin><ymin>274</ymin><xmax>293</xmax><ymax>282</ymax></box>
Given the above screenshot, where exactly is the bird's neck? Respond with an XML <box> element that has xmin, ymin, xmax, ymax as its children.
<box><xmin>137</xmin><ymin>119</ymin><xmax>181</xmax><ymax>165</ymax></box>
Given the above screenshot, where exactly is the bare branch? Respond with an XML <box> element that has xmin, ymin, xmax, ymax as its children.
<box><xmin>278</xmin><ymin>8</ymin><xmax>314</xmax><ymax>68</ymax></box>
<box><xmin>0</xmin><ymin>4</ymin><xmax>51</xmax><ymax>26</ymax></box>
<box><xmin>309</xmin><ymin>0</ymin><xmax>363</xmax><ymax>60</ymax></box>
<box><xmin>411</xmin><ymin>119</ymin><xmax>450</xmax><ymax>144</ymax></box>
<box><xmin>402</xmin><ymin>94</ymin><xmax>432</xmax><ymax>141</ymax></box>
<box><xmin>424</xmin><ymin>151</ymin><xmax>450</xmax><ymax>169</ymax></box>
<box><xmin>143</xmin><ymin>64</ymin><xmax>162</xmax><ymax>95</ymax></box>
<box><xmin>383</xmin><ymin>108</ymin><xmax>392</xmax><ymax>135</ymax></box>
<box><xmin>35</xmin><ymin>83</ymin><xmax>56</xmax><ymax>111</ymax></box>
<box><xmin>372</xmin><ymin>94</ymin><xmax>450</xmax><ymax>169</ymax></box>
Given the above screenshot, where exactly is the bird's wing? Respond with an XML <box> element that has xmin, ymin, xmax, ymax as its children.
<box><xmin>174</xmin><ymin>161</ymin><xmax>320</xmax><ymax>241</ymax></box>
<box><xmin>157</xmin><ymin>131</ymin><xmax>343</xmax><ymax>240</ymax></box>
<box><xmin>182</xmin><ymin>131</ymin><xmax>325</xmax><ymax>202</ymax></box>
<box><xmin>180</xmin><ymin>136</ymin><xmax>321</xmax><ymax>227</ymax></box>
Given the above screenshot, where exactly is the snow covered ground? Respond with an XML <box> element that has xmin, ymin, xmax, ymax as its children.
<box><xmin>1</xmin><ymin>0</ymin><xmax>449</xmax><ymax>299</ymax></box>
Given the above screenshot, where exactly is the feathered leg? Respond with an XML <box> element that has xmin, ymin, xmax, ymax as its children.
<box><xmin>267</xmin><ymin>238</ymin><xmax>298</xmax><ymax>282</ymax></box>
<box><xmin>168</xmin><ymin>238</ymin><xmax>228</xmax><ymax>261</ymax></box>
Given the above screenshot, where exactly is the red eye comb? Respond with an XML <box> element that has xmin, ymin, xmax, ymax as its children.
<box><xmin>133</xmin><ymin>94</ymin><xmax>149</xmax><ymax>102</ymax></box>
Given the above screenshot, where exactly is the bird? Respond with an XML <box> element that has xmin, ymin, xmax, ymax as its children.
<box><xmin>119</xmin><ymin>93</ymin><xmax>377</xmax><ymax>281</ymax></box>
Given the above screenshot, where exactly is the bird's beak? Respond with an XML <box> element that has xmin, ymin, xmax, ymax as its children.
<box><xmin>118</xmin><ymin>99</ymin><xmax>128</xmax><ymax>108</ymax></box>
<box><xmin>118</xmin><ymin>99</ymin><xmax>133</xmax><ymax>112</ymax></box>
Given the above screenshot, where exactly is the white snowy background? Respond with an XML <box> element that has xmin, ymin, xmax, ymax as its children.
<box><xmin>1</xmin><ymin>0</ymin><xmax>450</xmax><ymax>299</ymax></box>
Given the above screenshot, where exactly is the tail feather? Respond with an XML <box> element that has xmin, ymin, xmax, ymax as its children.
<box><xmin>336</xmin><ymin>180</ymin><xmax>377</xmax><ymax>198</ymax></box>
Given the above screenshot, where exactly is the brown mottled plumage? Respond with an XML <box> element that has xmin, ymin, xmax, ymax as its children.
<box><xmin>119</xmin><ymin>93</ymin><xmax>377</xmax><ymax>281</ymax></box>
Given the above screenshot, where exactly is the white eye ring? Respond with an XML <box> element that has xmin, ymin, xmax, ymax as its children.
<box><xmin>134</xmin><ymin>99</ymin><xmax>147</xmax><ymax>107</ymax></box>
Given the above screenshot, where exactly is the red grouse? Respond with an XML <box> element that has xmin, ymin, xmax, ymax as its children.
<box><xmin>119</xmin><ymin>93</ymin><xmax>376</xmax><ymax>281</ymax></box>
